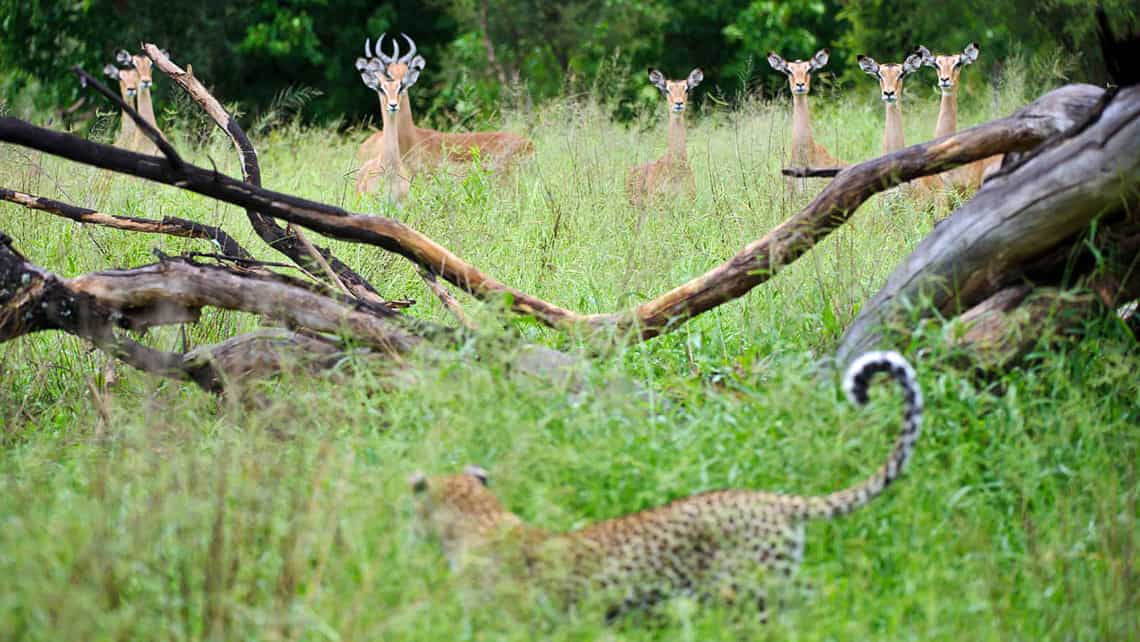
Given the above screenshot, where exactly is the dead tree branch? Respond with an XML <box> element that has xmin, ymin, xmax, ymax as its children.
<box><xmin>0</xmin><ymin>187</ymin><xmax>252</xmax><ymax>260</ymax></box>
<box><xmin>0</xmin><ymin>83</ymin><xmax>1102</xmax><ymax>344</ymax></box>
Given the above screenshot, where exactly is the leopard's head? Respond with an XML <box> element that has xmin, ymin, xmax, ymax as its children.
<box><xmin>409</xmin><ymin>465</ymin><xmax>521</xmax><ymax>566</ymax></box>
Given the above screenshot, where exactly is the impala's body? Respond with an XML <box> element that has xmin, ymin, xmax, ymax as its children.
<box><xmin>103</xmin><ymin>63</ymin><xmax>140</xmax><ymax>150</ymax></box>
<box><xmin>857</xmin><ymin>51</ymin><xmax>944</xmax><ymax>202</ymax></box>
<box><xmin>625</xmin><ymin>68</ymin><xmax>702</xmax><ymax>208</ymax></box>
<box><xmin>356</xmin><ymin>34</ymin><xmax>534</xmax><ymax>174</ymax></box>
<box><xmin>356</xmin><ymin>58</ymin><xmax>413</xmax><ymax>202</ymax></box>
<box><xmin>916</xmin><ymin>43</ymin><xmax>1002</xmax><ymax>193</ymax></box>
<box><xmin>768</xmin><ymin>49</ymin><xmax>844</xmax><ymax>193</ymax></box>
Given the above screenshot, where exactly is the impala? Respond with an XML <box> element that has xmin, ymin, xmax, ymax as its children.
<box><xmin>625</xmin><ymin>68</ymin><xmax>703</xmax><ymax>207</ymax></box>
<box><xmin>118</xmin><ymin>49</ymin><xmax>167</xmax><ymax>156</ymax></box>
<box><xmin>356</xmin><ymin>34</ymin><xmax>534</xmax><ymax>173</ymax></box>
<box><xmin>916</xmin><ymin>43</ymin><xmax>1002</xmax><ymax>192</ymax></box>
<box><xmin>355</xmin><ymin>58</ymin><xmax>414</xmax><ymax>202</ymax></box>
<box><xmin>857</xmin><ymin>50</ymin><xmax>943</xmax><ymax>201</ymax></box>
<box><xmin>102</xmin><ymin>62</ymin><xmax>140</xmax><ymax>150</ymax></box>
<box><xmin>767</xmin><ymin>48</ymin><xmax>845</xmax><ymax>193</ymax></box>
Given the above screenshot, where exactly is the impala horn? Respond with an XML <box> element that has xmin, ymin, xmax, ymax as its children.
<box><xmin>364</xmin><ymin>37</ymin><xmax>372</xmax><ymax>59</ymax></box>
<box><xmin>400</xmin><ymin>33</ymin><xmax>417</xmax><ymax>63</ymax></box>
<box><xmin>375</xmin><ymin>33</ymin><xmax>394</xmax><ymax>65</ymax></box>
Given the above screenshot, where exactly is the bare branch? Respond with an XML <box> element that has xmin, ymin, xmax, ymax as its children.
<box><xmin>142</xmin><ymin>44</ymin><xmax>385</xmax><ymax>307</ymax></box>
<box><xmin>0</xmin><ymin>187</ymin><xmax>252</xmax><ymax>260</ymax></box>
<box><xmin>416</xmin><ymin>266</ymin><xmax>477</xmax><ymax>331</ymax></box>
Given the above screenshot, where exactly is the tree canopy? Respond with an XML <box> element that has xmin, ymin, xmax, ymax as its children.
<box><xmin>0</xmin><ymin>0</ymin><xmax>1134</xmax><ymax>128</ymax></box>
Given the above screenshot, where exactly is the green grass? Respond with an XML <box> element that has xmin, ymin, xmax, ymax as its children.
<box><xmin>1</xmin><ymin>74</ymin><xmax>1136</xmax><ymax>641</ymax></box>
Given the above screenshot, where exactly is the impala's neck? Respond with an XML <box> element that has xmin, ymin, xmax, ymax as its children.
<box><xmin>397</xmin><ymin>93</ymin><xmax>417</xmax><ymax>150</ymax></box>
<box><xmin>381</xmin><ymin>107</ymin><xmax>403</xmax><ymax>172</ymax></box>
<box><xmin>118</xmin><ymin>88</ymin><xmax>136</xmax><ymax>136</ymax></box>
<box><xmin>665</xmin><ymin>111</ymin><xmax>687</xmax><ymax>164</ymax></box>
<box><xmin>136</xmin><ymin>88</ymin><xmax>158</xmax><ymax>130</ymax></box>
<box><xmin>790</xmin><ymin>94</ymin><xmax>814</xmax><ymax>163</ymax></box>
<box><xmin>883</xmin><ymin>102</ymin><xmax>905</xmax><ymax>154</ymax></box>
<box><xmin>934</xmin><ymin>90</ymin><xmax>958</xmax><ymax>139</ymax></box>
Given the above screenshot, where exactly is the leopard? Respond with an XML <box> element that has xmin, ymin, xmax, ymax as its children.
<box><xmin>408</xmin><ymin>351</ymin><xmax>923</xmax><ymax>619</ymax></box>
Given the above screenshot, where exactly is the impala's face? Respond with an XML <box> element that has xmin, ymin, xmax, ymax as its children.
<box><xmin>132</xmin><ymin>55</ymin><xmax>155</xmax><ymax>91</ymax></box>
<box><xmin>768</xmin><ymin>49</ymin><xmax>829</xmax><ymax>95</ymax></box>
<box><xmin>858</xmin><ymin>52</ymin><xmax>923</xmax><ymax>103</ymax></box>
<box><xmin>917</xmin><ymin>43</ymin><xmax>979</xmax><ymax>94</ymax></box>
<box><xmin>355</xmin><ymin>33</ymin><xmax>425</xmax><ymax>108</ymax></box>
<box><xmin>648</xmin><ymin>67</ymin><xmax>703</xmax><ymax>113</ymax></box>
<box><xmin>375</xmin><ymin>73</ymin><xmax>404</xmax><ymax>112</ymax></box>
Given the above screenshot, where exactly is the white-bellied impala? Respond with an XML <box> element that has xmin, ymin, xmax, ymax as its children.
<box><xmin>916</xmin><ymin>43</ymin><xmax>1002</xmax><ymax>192</ymax></box>
<box><xmin>357</xmin><ymin>34</ymin><xmax>534</xmax><ymax>172</ymax></box>
<box><xmin>625</xmin><ymin>68</ymin><xmax>703</xmax><ymax>207</ymax></box>
<box><xmin>857</xmin><ymin>50</ymin><xmax>943</xmax><ymax>201</ymax></box>
<box><xmin>355</xmin><ymin>58</ymin><xmax>415</xmax><ymax>202</ymax></box>
<box><xmin>102</xmin><ymin>63</ymin><xmax>140</xmax><ymax>150</ymax></box>
<box><xmin>120</xmin><ymin>49</ymin><xmax>167</xmax><ymax>156</ymax></box>
<box><xmin>767</xmin><ymin>48</ymin><xmax>845</xmax><ymax>193</ymax></box>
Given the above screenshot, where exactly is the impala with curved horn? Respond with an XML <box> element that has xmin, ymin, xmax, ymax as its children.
<box><xmin>356</xmin><ymin>33</ymin><xmax>534</xmax><ymax>173</ymax></box>
<box><xmin>357</xmin><ymin>33</ymin><xmax>425</xmax><ymax>166</ymax></box>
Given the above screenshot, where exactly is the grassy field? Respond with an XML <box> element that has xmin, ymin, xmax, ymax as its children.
<box><xmin>1</xmin><ymin>68</ymin><xmax>1136</xmax><ymax>641</ymax></box>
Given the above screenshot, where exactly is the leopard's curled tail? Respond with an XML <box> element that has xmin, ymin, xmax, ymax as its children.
<box><xmin>787</xmin><ymin>351</ymin><xmax>923</xmax><ymax>520</ymax></box>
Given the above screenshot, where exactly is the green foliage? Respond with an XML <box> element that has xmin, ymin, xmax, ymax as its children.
<box><xmin>0</xmin><ymin>0</ymin><xmax>1135</xmax><ymax>127</ymax></box>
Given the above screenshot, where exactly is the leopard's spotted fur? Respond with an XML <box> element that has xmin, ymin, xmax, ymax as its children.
<box><xmin>410</xmin><ymin>351</ymin><xmax>922</xmax><ymax>617</ymax></box>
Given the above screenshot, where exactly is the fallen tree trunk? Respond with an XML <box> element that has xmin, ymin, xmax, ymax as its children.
<box><xmin>835</xmin><ymin>85</ymin><xmax>1140</xmax><ymax>368</ymax></box>
<box><xmin>0</xmin><ymin>84</ymin><xmax>1104</xmax><ymax>341</ymax></box>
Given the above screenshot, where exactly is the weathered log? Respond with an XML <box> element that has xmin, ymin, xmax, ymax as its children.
<box><xmin>0</xmin><ymin>230</ymin><xmax>425</xmax><ymax>390</ymax></box>
<box><xmin>835</xmin><ymin>85</ymin><xmax>1140</xmax><ymax>367</ymax></box>
<box><xmin>0</xmin><ymin>84</ymin><xmax>1102</xmax><ymax>343</ymax></box>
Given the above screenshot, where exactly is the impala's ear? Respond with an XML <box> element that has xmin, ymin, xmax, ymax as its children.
<box><xmin>857</xmin><ymin>55</ymin><xmax>879</xmax><ymax>77</ymax></box>
<box><xmin>403</xmin><ymin>61</ymin><xmax>423</xmax><ymax>88</ymax></box>
<box><xmin>360</xmin><ymin>71</ymin><xmax>379</xmax><ymax>91</ymax></box>
<box><xmin>961</xmin><ymin>41</ymin><xmax>979</xmax><ymax>65</ymax></box>
<box><xmin>686</xmin><ymin>68</ymin><xmax>703</xmax><ymax>90</ymax></box>
<box><xmin>464</xmin><ymin>465</ymin><xmax>489</xmax><ymax>486</ymax></box>
<box><xmin>901</xmin><ymin>51</ymin><xmax>923</xmax><ymax>76</ymax></box>
<box><xmin>410</xmin><ymin>55</ymin><xmax>426</xmax><ymax>72</ymax></box>
<box><xmin>354</xmin><ymin>57</ymin><xmax>369</xmax><ymax>72</ymax></box>
<box><xmin>810</xmin><ymin>48</ymin><xmax>830</xmax><ymax>71</ymax></box>
<box><xmin>115</xmin><ymin>49</ymin><xmax>134</xmax><ymax>67</ymax></box>
<box><xmin>915</xmin><ymin>45</ymin><xmax>935</xmax><ymax>67</ymax></box>
<box><xmin>103</xmin><ymin>64</ymin><xmax>121</xmax><ymax>80</ymax></box>
<box><xmin>647</xmin><ymin>68</ymin><xmax>667</xmax><ymax>93</ymax></box>
<box><xmin>767</xmin><ymin>52</ymin><xmax>789</xmax><ymax>74</ymax></box>
<box><xmin>408</xmin><ymin>471</ymin><xmax>428</xmax><ymax>493</ymax></box>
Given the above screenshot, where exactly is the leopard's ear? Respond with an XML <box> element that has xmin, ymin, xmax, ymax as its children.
<box><xmin>464</xmin><ymin>464</ymin><xmax>489</xmax><ymax>486</ymax></box>
<box><xmin>409</xmin><ymin>471</ymin><xmax>428</xmax><ymax>493</ymax></box>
